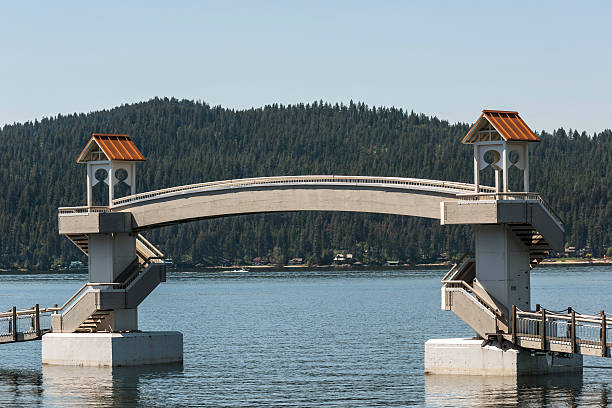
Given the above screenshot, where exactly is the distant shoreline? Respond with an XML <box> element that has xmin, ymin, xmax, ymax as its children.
<box><xmin>1</xmin><ymin>260</ymin><xmax>611</xmax><ymax>275</ymax></box>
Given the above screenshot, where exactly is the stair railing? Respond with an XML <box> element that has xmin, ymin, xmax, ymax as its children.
<box><xmin>119</xmin><ymin>257</ymin><xmax>166</xmax><ymax>289</ymax></box>
<box><xmin>441</xmin><ymin>252</ymin><xmax>474</xmax><ymax>282</ymax></box>
<box><xmin>443</xmin><ymin>280</ymin><xmax>505</xmax><ymax>319</ymax></box>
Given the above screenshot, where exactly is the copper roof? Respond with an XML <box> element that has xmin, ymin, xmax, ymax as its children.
<box><xmin>462</xmin><ymin>110</ymin><xmax>540</xmax><ymax>143</ymax></box>
<box><xmin>77</xmin><ymin>134</ymin><xmax>146</xmax><ymax>163</ymax></box>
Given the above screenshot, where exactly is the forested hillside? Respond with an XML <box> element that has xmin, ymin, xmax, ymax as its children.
<box><xmin>0</xmin><ymin>98</ymin><xmax>610</xmax><ymax>269</ymax></box>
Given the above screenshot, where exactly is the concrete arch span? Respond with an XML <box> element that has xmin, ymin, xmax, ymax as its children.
<box><xmin>108</xmin><ymin>175</ymin><xmax>479</xmax><ymax>231</ymax></box>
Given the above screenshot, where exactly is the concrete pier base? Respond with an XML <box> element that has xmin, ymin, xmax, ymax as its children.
<box><xmin>42</xmin><ymin>332</ymin><xmax>183</xmax><ymax>367</ymax></box>
<box><xmin>425</xmin><ymin>338</ymin><xmax>582</xmax><ymax>376</ymax></box>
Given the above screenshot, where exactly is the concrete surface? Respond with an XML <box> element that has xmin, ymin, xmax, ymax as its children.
<box><xmin>42</xmin><ymin>332</ymin><xmax>183</xmax><ymax>367</ymax></box>
<box><xmin>425</xmin><ymin>338</ymin><xmax>583</xmax><ymax>376</ymax></box>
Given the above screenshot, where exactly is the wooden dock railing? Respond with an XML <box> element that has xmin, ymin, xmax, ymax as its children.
<box><xmin>510</xmin><ymin>306</ymin><xmax>611</xmax><ymax>358</ymax></box>
<box><xmin>0</xmin><ymin>304</ymin><xmax>50</xmax><ymax>344</ymax></box>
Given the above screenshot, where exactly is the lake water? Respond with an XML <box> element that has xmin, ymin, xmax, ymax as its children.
<box><xmin>0</xmin><ymin>266</ymin><xmax>611</xmax><ymax>407</ymax></box>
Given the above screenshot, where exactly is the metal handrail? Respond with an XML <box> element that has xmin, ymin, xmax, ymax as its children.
<box><xmin>0</xmin><ymin>282</ymin><xmax>122</xmax><ymax>319</ymax></box>
<box><xmin>441</xmin><ymin>252</ymin><xmax>474</xmax><ymax>282</ymax></box>
<box><xmin>137</xmin><ymin>234</ymin><xmax>165</xmax><ymax>259</ymax></box>
<box><xmin>443</xmin><ymin>279</ymin><xmax>504</xmax><ymax>320</ymax></box>
<box><xmin>119</xmin><ymin>257</ymin><xmax>165</xmax><ymax>289</ymax></box>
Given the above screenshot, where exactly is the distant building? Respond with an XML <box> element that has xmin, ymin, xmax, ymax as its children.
<box><xmin>288</xmin><ymin>258</ymin><xmax>304</xmax><ymax>265</ymax></box>
<box><xmin>564</xmin><ymin>247</ymin><xmax>577</xmax><ymax>257</ymax></box>
<box><xmin>333</xmin><ymin>253</ymin><xmax>353</xmax><ymax>264</ymax></box>
<box><xmin>69</xmin><ymin>260</ymin><xmax>85</xmax><ymax>270</ymax></box>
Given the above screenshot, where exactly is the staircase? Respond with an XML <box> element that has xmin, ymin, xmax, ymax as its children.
<box><xmin>51</xmin><ymin>260</ymin><xmax>166</xmax><ymax>333</ymax></box>
<box><xmin>66</xmin><ymin>233</ymin><xmax>163</xmax><ymax>266</ymax></box>
<box><xmin>66</xmin><ymin>234</ymin><xmax>89</xmax><ymax>255</ymax></box>
<box><xmin>508</xmin><ymin>224</ymin><xmax>552</xmax><ymax>267</ymax></box>
<box><xmin>52</xmin><ymin>233</ymin><xmax>166</xmax><ymax>334</ymax></box>
<box><xmin>441</xmin><ymin>255</ymin><xmax>509</xmax><ymax>339</ymax></box>
<box><xmin>74</xmin><ymin>310</ymin><xmax>112</xmax><ymax>333</ymax></box>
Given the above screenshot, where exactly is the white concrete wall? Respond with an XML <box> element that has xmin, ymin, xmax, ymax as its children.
<box><xmin>42</xmin><ymin>332</ymin><xmax>183</xmax><ymax>367</ymax></box>
<box><xmin>118</xmin><ymin>187</ymin><xmax>454</xmax><ymax>230</ymax></box>
<box><xmin>88</xmin><ymin>233</ymin><xmax>136</xmax><ymax>283</ymax></box>
<box><xmin>475</xmin><ymin>225</ymin><xmax>530</xmax><ymax>313</ymax></box>
<box><xmin>425</xmin><ymin>338</ymin><xmax>582</xmax><ymax>376</ymax></box>
<box><xmin>111</xmin><ymin>308</ymin><xmax>138</xmax><ymax>331</ymax></box>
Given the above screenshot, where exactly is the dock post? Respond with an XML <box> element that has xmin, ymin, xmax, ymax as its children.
<box><xmin>35</xmin><ymin>304</ymin><xmax>41</xmax><ymax>338</ymax></box>
<box><xmin>570</xmin><ymin>309</ymin><xmax>576</xmax><ymax>353</ymax></box>
<box><xmin>511</xmin><ymin>305</ymin><xmax>517</xmax><ymax>344</ymax></box>
<box><xmin>12</xmin><ymin>307</ymin><xmax>17</xmax><ymax>342</ymax></box>
<box><xmin>601</xmin><ymin>310</ymin><xmax>607</xmax><ymax>357</ymax></box>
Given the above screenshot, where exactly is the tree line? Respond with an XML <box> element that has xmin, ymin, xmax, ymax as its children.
<box><xmin>0</xmin><ymin>98</ymin><xmax>609</xmax><ymax>269</ymax></box>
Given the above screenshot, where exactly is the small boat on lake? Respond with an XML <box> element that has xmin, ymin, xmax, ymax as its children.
<box><xmin>227</xmin><ymin>268</ymin><xmax>249</xmax><ymax>273</ymax></box>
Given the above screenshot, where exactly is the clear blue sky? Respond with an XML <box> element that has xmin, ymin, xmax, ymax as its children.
<box><xmin>1</xmin><ymin>1</ymin><xmax>611</xmax><ymax>133</ymax></box>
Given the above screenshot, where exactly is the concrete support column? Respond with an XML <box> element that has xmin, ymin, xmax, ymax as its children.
<box><xmin>87</xmin><ymin>233</ymin><xmax>136</xmax><ymax>283</ymax></box>
<box><xmin>112</xmin><ymin>309</ymin><xmax>138</xmax><ymax>331</ymax></box>
<box><xmin>87</xmin><ymin>232</ymin><xmax>138</xmax><ymax>332</ymax></box>
<box><xmin>474</xmin><ymin>225</ymin><xmax>531</xmax><ymax>315</ymax></box>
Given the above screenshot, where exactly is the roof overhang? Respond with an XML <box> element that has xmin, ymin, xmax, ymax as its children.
<box><xmin>462</xmin><ymin>110</ymin><xmax>540</xmax><ymax>144</ymax></box>
<box><xmin>77</xmin><ymin>134</ymin><xmax>146</xmax><ymax>163</ymax></box>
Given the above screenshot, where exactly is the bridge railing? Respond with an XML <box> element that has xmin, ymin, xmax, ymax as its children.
<box><xmin>512</xmin><ymin>306</ymin><xmax>611</xmax><ymax>357</ymax></box>
<box><xmin>109</xmin><ymin>175</ymin><xmax>496</xmax><ymax>208</ymax></box>
<box><xmin>58</xmin><ymin>206</ymin><xmax>111</xmax><ymax>216</ymax></box>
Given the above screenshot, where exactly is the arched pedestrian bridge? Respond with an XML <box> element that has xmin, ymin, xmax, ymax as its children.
<box><xmin>58</xmin><ymin>174</ymin><xmax>562</xmax><ymax>237</ymax></box>
<box><xmin>50</xmin><ymin>173</ymin><xmax>568</xmax><ymax>338</ymax></box>
<box><xmin>7</xmin><ymin>111</ymin><xmax>609</xmax><ymax>373</ymax></box>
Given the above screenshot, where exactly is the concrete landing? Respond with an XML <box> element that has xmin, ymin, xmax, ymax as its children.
<box><xmin>425</xmin><ymin>338</ymin><xmax>582</xmax><ymax>376</ymax></box>
<box><xmin>42</xmin><ymin>332</ymin><xmax>183</xmax><ymax>367</ymax></box>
